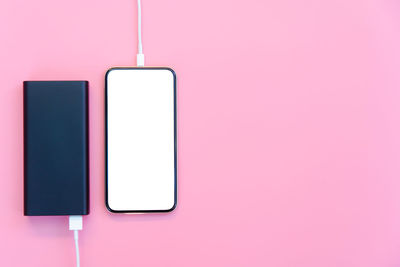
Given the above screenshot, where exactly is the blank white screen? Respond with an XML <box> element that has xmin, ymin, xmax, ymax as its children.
<box><xmin>106</xmin><ymin>68</ymin><xmax>175</xmax><ymax>212</ymax></box>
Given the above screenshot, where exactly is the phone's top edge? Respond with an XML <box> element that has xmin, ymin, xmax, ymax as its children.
<box><xmin>105</xmin><ymin>67</ymin><xmax>176</xmax><ymax>78</ymax></box>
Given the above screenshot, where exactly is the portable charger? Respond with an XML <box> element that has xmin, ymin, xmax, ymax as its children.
<box><xmin>24</xmin><ymin>81</ymin><xmax>89</xmax><ymax>216</ymax></box>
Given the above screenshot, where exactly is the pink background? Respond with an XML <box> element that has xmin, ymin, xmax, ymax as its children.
<box><xmin>1</xmin><ymin>0</ymin><xmax>400</xmax><ymax>266</ymax></box>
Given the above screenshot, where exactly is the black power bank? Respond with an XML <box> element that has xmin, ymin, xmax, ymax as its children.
<box><xmin>24</xmin><ymin>81</ymin><xmax>89</xmax><ymax>216</ymax></box>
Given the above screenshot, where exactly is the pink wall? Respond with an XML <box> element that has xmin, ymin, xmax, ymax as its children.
<box><xmin>1</xmin><ymin>0</ymin><xmax>400</xmax><ymax>266</ymax></box>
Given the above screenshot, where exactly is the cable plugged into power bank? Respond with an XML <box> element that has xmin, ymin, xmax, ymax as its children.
<box><xmin>69</xmin><ymin>216</ymin><xmax>83</xmax><ymax>267</ymax></box>
<box><xmin>24</xmin><ymin>81</ymin><xmax>89</xmax><ymax>265</ymax></box>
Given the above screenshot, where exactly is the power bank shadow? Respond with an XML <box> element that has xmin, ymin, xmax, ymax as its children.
<box><xmin>24</xmin><ymin>81</ymin><xmax>89</xmax><ymax>216</ymax></box>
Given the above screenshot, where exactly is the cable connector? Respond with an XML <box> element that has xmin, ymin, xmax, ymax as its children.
<box><xmin>69</xmin><ymin>215</ymin><xmax>83</xmax><ymax>230</ymax></box>
<box><xmin>69</xmin><ymin>215</ymin><xmax>82</xmax><ymax>267</ymax></box>
<box><xmin>137</xmin><ymin>53</ymin><xmax>145</xmax><ymax>67</ymax></box>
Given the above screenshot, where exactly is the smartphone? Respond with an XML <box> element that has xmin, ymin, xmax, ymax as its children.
<box><xmin>105</xmin><ymin>67</ymin><xmax>177</xmax><ymax>213</ymax></box>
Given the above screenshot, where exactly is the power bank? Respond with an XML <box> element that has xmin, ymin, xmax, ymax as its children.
<box><xmin>24</xmin><ymin>81</ymin><xmax>89</xmax><ymax>216</ymax></box>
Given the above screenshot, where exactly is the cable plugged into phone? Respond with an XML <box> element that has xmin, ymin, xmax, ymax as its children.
<box><xmin>136</xmin><ymin>0</ymin><xmax>144</xmax><ymax>67</ymax></box>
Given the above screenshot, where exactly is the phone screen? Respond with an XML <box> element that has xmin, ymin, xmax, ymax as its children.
<box><xmin>106</xmin><ymin>68</ymin><xmax>176</xmax><ymax>212</ymax></box>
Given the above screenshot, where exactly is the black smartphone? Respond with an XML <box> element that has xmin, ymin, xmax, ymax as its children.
<box><xmin>105</xmin><ymin>67</ymin><xmax>177</xmax><ymax>213</ymax></box>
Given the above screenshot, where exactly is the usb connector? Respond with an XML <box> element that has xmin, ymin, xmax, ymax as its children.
<box><xmin>69</xmin><ymin>215</ymin><xmax>82</xmax><ymax>267</ymax></box>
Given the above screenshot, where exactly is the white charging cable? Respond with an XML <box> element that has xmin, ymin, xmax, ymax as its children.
<box><xmin>136</xmin><ymin>0</ymin><xmax>144</xmax><ymax>67</ymax></box>
<box><xmin>69</xmin><ymin>216</ymin><xmax>83</xmax><ymax>267</ymax></box>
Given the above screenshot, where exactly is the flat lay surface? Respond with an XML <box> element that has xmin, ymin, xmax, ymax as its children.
<box><xmin>1</xmin><ymin>0</ymin><xmax>400</xmax><ymax>266</ymax></box>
